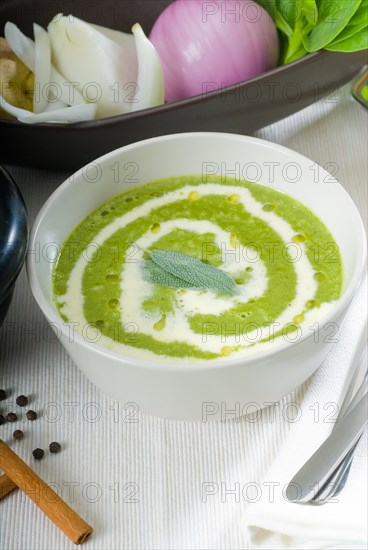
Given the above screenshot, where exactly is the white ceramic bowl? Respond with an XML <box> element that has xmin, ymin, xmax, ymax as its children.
<box><xmin>27</xmin><ymin>133</ymin><xmax>366</xmax><ymax>420</ymax></box>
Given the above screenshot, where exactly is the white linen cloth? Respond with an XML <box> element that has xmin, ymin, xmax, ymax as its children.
<box><xmin>0</xmin><ymin>81</ymin><xmax>367</xmax><ymax>549</ymax></box>
<box><xmin>245</xmin><ymin>278</ymin><xmax>368</xmax><ymax>550</ymax></box>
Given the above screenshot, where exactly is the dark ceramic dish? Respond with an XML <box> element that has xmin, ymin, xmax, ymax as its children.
<box><xmin>0</xmin><ymin>165</ymin><xmax>28</xmax><ymax>327</ymax></box>
<box><xmin>0</xmin><ymin>0</ymin><xmax>366</xmax><ymax>170</ymax></box>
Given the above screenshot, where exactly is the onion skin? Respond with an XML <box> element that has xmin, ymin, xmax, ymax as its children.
<box><xmin>149</xmin><ymin>0</ymin><xmax>279</xmax><ymax>102</ymax></box>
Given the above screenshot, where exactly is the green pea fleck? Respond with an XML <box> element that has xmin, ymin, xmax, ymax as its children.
<box><xmin>151</xmin><ymin>223</ymin><xmax>161</xmax><ymax>233</ymax></box>
<box><xmin>106</xmin><ymin>274</ymin><xmax>119</xmax><ymax>282</ymax></box>
<box><xmin>314</xmin><ymin>272</ymin><xmax>327</xmax><ymax>282</ymax></box>
<box><xmin>292</xmin><ymin>234</ymin><xmax>306</xmax><ymax>243</ymax></box>
<box><xmin>153</xmin><ymin>315</ymin><xmax>166</xmax><ymax>331</ymax></box>
<box><xmin>293</xmin><ymin>314</ymin><xmax>304</xmax><ymax>324</ymax></box>
<box><xmin>227</xmin><ymin>194</ymin><xmax>240</xmax><ymax>203</ymax></box>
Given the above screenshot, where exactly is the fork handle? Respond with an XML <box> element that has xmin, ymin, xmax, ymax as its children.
<box><xmin>285</xmin><ymin>392</ymin><xmax>367</xmax><ymax>504</ymax></box>
<box><xmin>310</xmin><ymin>437</ymin><xmax>361</xmax><ymax>504</ymax></box>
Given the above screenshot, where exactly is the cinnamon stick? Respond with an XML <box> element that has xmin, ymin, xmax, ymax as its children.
<box><xmin>0</xmin><ymin>440</ymin><xmax>93</xmax><ymax>545</ymax></box>
<box><xmin>0</xmin><ymin>473</ymin><xmax>17</xmax><ymax>499</ymax></box>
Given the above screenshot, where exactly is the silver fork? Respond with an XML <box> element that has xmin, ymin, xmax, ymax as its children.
<box><xmin>285</xmin><ymin>333</ymin><xmax>367</xmax><ymax>505</ymax></box>
<box><xmin>310</xmin><ymin>359</ymin><xmax>367</xmax><ymax>505</ymax></box>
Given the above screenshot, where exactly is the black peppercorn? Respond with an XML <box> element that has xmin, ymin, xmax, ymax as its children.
<box><xmin>0</xmin><ymin>389</ymin><xmax>6</xmax><ymax>401</ymax></box>
<box><xmin>0</xmin><ymin>414</ymin><xmax>5</xmax><ymax>425</ymax></box>
<box><xmin>6</xmin><ymin>412</ymin><xmax>17</xmax><ymax>423</ymax></box>
<box><xmin>49</xmin><ymin>441</ymin><xmax>61</xmax><ymax>454</ymax></box>
<box><xmin>13</xmin><ymin>429</ymin><xmax>24</xmax><ymax>440</ymax></box>
<box><xmin>26</xmin><ymin>410</ymin><xmax>37</xmax><ymax>421</ymax></box>
<box><xmin>32</xmin><ymin>448</ymin><xmax>44</xmax><ymax>460</ymax></box>
<box><xmin>16</xmin><ymin>395</ymin><xmax>28</xmax><ymax>407</ymax></box>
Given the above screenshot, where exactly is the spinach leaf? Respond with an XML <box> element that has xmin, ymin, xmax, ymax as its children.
<box><xmin>282</xmin><ymin>16</ymin><xmax>310</xmax><ymax>62</ymax></box>
<box><xmin>276</xmin><ymin>0</ymin><xmax>298</xmax><ymax>28</ymax></box>
<box><xmin>273</xmin><ymin>10</ymin><xmax>295</xmax><ymax>36</ymax></box>
<box><xmin>327</xmin><ymin>0</ymin><xmax>368</xmax><ymax>44</ymax></box>
<box><xmin>260</xmin><ymin>0</ymin><xmax>366</xmax><ymax>64</ymax></box>
<box><xmin>325</xmin><ymin>26</ymin><xmax>368</xmax><ymax>51</ymax></box>
<box><xmin>279</xmin><ymin>0</ymin><xmax>318</xmax><ymax>27</ymax></box>
<box><xmin>299</xmin><ymin>0</ymin><xmax>319</xmax><ymax>25</ymax></box>
<box><xmin>283</xmin><ymin>41</ymin><xmax>309</xmax><ymax>62</ymax></box>
<box><xmin>280</xmin><ymin>0</ymin><xmax>316</xmax><ymax>63</ymax></box>
<box><xmin>255</xmin><ymin>0</ymin><xmax>294</xmax><ymax>36</ymax></box>
<box><xmin>303</xmin><ymin>0</ymin><xmax>362</xmax><ymax>52</ymax></box>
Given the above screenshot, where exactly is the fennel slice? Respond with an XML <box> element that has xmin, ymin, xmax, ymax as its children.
<box><xmin>43</xmin><ymin>99</ymin><xmax>68</xmax><ymax>112</ymax></box>
<box><xmin>4</xmin><ymin>21</ymin><xmax>35</xmax><ymax>71</ymax></box>
<box><xmin>18</xmin><ymin>102</ymin><xmax>96</xmax><ymax>124</ymax></box>
<box><xmin>0</xmin><ymin>93</ymin><xmax>33</xmax><ymax>118</ymax></box>
<box><xmin>33</xmin><ymin>23</ymin><xmax>51</xmax><ymax>114</ymax></box>
<box><xmin>130</xmin><ymin>23</ymin><xmax>165</xmax><ymax>112</ymax></box>
<box><xmin>4</xmin><ymin>21</ymin><xmax>85</xmax><ymax>107</ymax></box>
<box><xmin>48</xmin><ymin>14</ymin><xmax>135</xmax><ymax>118</ymax></box>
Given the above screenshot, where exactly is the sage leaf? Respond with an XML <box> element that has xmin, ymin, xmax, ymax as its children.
<box><xmin>147</xmin><ymin>249</ymin><xmax>239</xmax><ymax>296</ymax></box>
<box><xmin>144</xmin><ymin>260</ymin><xmax>197</xmax><ymax>289</ymax></box>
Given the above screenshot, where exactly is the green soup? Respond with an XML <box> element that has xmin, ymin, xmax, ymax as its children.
<box><xmin>53</xmin><ymin>175</ymin><xmax>343</xmax><ymax>362</ymax></box>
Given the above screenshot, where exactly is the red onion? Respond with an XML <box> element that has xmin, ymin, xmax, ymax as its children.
<box><xmin>149</xmin><ymin>0</ymin><xmax>279</xmax><ymax>102</ymax></box>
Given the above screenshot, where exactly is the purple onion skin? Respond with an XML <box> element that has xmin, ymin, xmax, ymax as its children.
<box><xmin>149</xmin><ymin>0</ymin><xmax>280</xmax><ymax>103</ymax></box>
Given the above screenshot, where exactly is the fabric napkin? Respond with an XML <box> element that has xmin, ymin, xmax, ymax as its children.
<box><xmin>245</xmin><ymin>276</ymin><xmax>368</xmax><ymax>550</ymax></box>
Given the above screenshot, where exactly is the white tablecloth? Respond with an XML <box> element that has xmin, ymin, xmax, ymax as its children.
<box><xmin>0</xmin><ymin>80</ymin><xmax>367</xmax><ymax>550</ymax></box>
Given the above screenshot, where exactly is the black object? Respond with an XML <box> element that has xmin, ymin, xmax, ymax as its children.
<box><xmin>49</xmin><ymin>441</ymin><xmax>61</xmax><ymax>454</ymax></box>
<box><xmin>26</xmin><ymin>410</ymin><xmax>37</xmax><ymax>420</ymax></box>
<box><xmin>5</xmin><ymin>412</ymin><xmax>17</xmax><ymax>422</ymax></box>
<box><xmin>32</xmin><ymin>448</ymin><xmax>44</xmax><ymax>460</ymax></box>
<box><xmin>0</xmin><ymin>165</ymin><xmax>28</xmax><ymax>328</ymax></box>
<box><xmin>0</xmin><ymin>0</ymin><xmax>366</xmax><ymax>170</ymax></box>
<box><xmin>16</xmin><ymin>395</ymin><xmax>28</xmax><ymax>407</ymax></box>
<box><xmin>13</xmin><ymin>429</ymin><xmax>24</xmax><ymax>440</ymax></box>
<box><xmin>0</xmin><ymin>389</ymin><xmax>6</xmax><ymax>400</ymax></box>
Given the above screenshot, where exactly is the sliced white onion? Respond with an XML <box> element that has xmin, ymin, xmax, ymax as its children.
<box><xmin>48</xmin><ymin>14</ymin><xmax>137</xmax><ymax>118</ymax></box>
<box><xmin>4</xmin><ymin>21</ymin><xmax>85</xmax><ymax>107</ymax></box>
<box><xmin>18</xmin><ymin>102</ymin><xmax>96</xmax><ymax>124</ymax></box>
<box><xmin>33</xmin><ymin>23</ymin><xmax>51</xmax><ymax>113</ymax></box>
<box><xmin>130</xmin><ymin>23</ymin><xmax>164</xmax><ymax>113</ymax></box>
